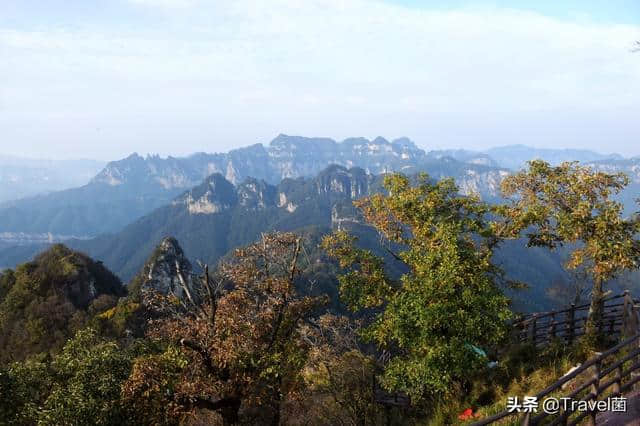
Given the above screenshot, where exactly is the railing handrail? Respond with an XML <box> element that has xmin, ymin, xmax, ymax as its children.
<box><xmin>534</xmin><ymin>333</ymin><xmax>640</xmax><ymax>398</ymax></box>
<box><xmin>474</xmin><ymin>289</ymin><xmax>640</xmax><ymax>426</ymax></box>
<box><xmin>473</xmin><ymin>332</ymin><xmax>640</xmax><ymax>425</ymax></box>
<box><xmin>514</xmin><ymin>293</ymin><xmax>633</xmax><ymax>326</ymax></box>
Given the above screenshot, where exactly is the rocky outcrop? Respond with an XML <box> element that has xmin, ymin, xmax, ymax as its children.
<box><xmin>173</xmin><ymin>174</ymin><xmax>238</xmax><ymax>215</ymax></box>
<box><xmin>135</xmin><ymin>237</ymin><xmax>198</xmax><ymax>301</ymax></box>
<box><xmin>237</xmin><ymin>178</ymin><xmax>277</xmax><ymax>210</ymax></box>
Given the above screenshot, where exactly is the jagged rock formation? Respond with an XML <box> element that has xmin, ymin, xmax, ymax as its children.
<box><xmin>1</xmin><ymin>135</ymin><xmax>636</xmax><ymax>281</ymax></box>
<box><xmin>130</xmin><ymin>237</ymin><xmax>198</xmax><ymax>301</ymax></box>
<box><xmin>427</xmin><ymin>149</ymin><xmax>499</xmax><ymax>168</ymax></box>
<box><xmin>70</xmin><ymin>165</ymin><xmax>378</xmax><ymax>281</ymax></box>
<box><xmin>588</xmin><ymin>158</ymin><xmax>640</xmax><ymax>184</ymax></box>
<box><xmin>91</xmin><ymin>135</ymin><xmax>428</xmax><ymax>189</ymax></box>
<box><xmin>173</xmin><ymin>174</ymin><xmax>238</xmax><ymax>215</ymax></box>
<box><xmin>237</xmin><ymin>178</ymin><xmax>277</xmax><ymax>211</ymax></box>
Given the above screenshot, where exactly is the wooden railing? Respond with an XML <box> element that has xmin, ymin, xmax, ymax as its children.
<box><xmin>512</xmin><ymin>292</ymin><xmax>639</xmax><ymax>348</ymax></box>
<box><xmin>474</xmin><ymin>292</ymin><xmax>640</xmax><ymax>425</ymax></box>
<box><xmin>474</xmin><ymin>333</ymin><xmax>640</xmax><ymax>425</ymax></box>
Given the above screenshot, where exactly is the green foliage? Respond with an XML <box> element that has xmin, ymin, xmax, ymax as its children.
<box><xmin>91</xmin><ymin>299</ymin><xmax>145</xmax><ymax>338</ymax></box>
<box><xmin>0</xmin><ymin>269</ymin><xmax>15</xmax><ymax>303</ymax></box>
<box><xmin>0</xmin><ymin>245</ymin><xmax>125</xmax><ymax>363</ymax></box>
<box><xmin>323</xmin><ymin>173</ymin><xmax>512</xmax><ymax>400</ymax></box>
<box><xmin>0</xmin><ymin>359</ymin><xmax>52</xmax><ymax>425</ymax></box>
<box><xmin>498</xmin><ymin>160</ymin><xmax>640</xmax><ymax>331</ymax></box>
<box><xmin>38</xmin><ymin>329</ymin><xmax>133</xmax><ymax>426</ymax></box>
<box><xmin>498</xmin><ymin>160</ymin><xmax>640</xmax><ymax>282</ymax></box>
<box><xmin>0</xmin><ymin>328</ymin><xmax>156</xmax><ymax>426</ymax></box>
<box><xmin>301</xmin><ymin>348</ymin><xmax>388</xmax><ymax>425</ymax></box>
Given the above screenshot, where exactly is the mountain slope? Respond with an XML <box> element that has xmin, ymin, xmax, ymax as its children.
<box><xmin>70</xmin><ymin>167</ymin><xmax>375</xmax><ymax>282</ymax></box>
<box><xmin>0</xmin><ymin>245</ymin><xmax>124</xmax><ymax>362</ymax></box>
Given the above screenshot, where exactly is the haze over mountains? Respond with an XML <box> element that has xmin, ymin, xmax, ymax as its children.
<box><xmin>0</xmin><ymin>135</ymin><xmax>510</xmax><ymax>239</ymax></box>
<box><xmin>0</xmin><ymin>156</ymin><xmax>105</xmax><ymax>203</ymax></box>
<box><xmin>0</xmin><ymin>134</ymin><xmax>638</xmax><ymax>311</ymax></box>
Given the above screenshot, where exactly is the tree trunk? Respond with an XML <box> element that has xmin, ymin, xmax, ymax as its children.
<box><xmin>586</xmin><ymin>279</ymin><xmax>604</xmax><ymax>337</ymax></box>
<box><xmin>220</xmin><ymin>399</ymin><xmax>241</xmax><ymax>426</ymax></box>
<box><xmin>270</xmin><ymin>377</ymin><xmax>283</xmax><ymax>426</ymax></box>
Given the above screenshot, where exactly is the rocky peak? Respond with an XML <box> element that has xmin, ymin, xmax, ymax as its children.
<box><xmin>174</xmin><ymin>173</ymin><xmax>237</xmax><ymax>214</ymax></box>
<box><xmin>391</xmin><ymin>137</ymin><xmax>417</xmax><ymax>148</ymax></box>
<box><xmin>237</xmin><ymin>178</ymin><xmax>277</xmax><ymax>210</ymax></box>
<box><xmin>136</xmin><ymin>237</ymin><xmax>197</xmax><ymax>300</ymax></box>
<box><xmin>314</xmin><ymin>165</ymin><xmax>371</xmax><ymax>199</ymax></box>
<box><xmin>268</xmin><ymin>134</ymin><xmax>337</xmax><ymax>153</ymax></box>
<box><xmin>91</xmin><ymin>153</ymin><xmax>145</xmax><ymax>186</ymax></box>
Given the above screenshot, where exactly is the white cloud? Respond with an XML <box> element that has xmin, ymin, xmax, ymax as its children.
<box><xmin>1</xmin><ymin>0</ymin><xmax>639</xmax><ymax>158</ymax></box>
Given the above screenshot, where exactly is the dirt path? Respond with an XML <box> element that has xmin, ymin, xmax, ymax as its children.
<box><xmin>597</xmin><ymin>391</ymin><xmax>640</xmax><ymax>425</ymax></box>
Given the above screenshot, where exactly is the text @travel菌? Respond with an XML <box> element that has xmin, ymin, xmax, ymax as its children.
<box><xmin>506</xmin><ymin>396</ymin><xmax>627</xmax><ymax>414</ymax></box>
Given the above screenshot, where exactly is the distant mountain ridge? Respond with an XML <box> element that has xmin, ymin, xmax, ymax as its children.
<box><xmin>91</xmin><ymin>134</ymin><xmax>428</xmax><ymax>188</ymax></box>
<box><xmin>0</xmin><ymin>136</ymin><xmax>633</xmax><ymax>249</ymax></box>
<box><xmin>0</xmin><ymin>135</ymin><xmax>508</xmax><ymax>239</ymax></box>
<box><xmin>587</xmin><ymin>158</ymin><xmax>640</xmax><ymax>215</ymax></box>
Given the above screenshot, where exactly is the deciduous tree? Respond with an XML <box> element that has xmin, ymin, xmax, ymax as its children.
<box><xmin>497</xmin><ymin>160</ymin><xmax>640</xmax><ymax>335</ymax></box>
<box><xmin>322</xmin><ymin>174</ymin><xmax>512</xmax><ymax>399</ymax></box>
<box><xmin>123</xmin><ymin>232</ymin><xmax>327</xmax><ymax>425</ymax></box>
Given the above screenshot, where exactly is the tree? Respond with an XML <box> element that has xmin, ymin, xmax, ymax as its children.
<box><xmin>497</xmin><ymin>160</ymin><xmax>640</xmax><ymax>335</ymax></box>
<box><xmin>296</xmin><ymin>314</ymin><xmax>386</xmax><ymax>426</ymax></box>
<box><xmin>322</xmin><ymin>173</ymin><xmax>512</xmax><ymax>400</ymax></box>
<box><xmin>123</xmin><ymin>232</ymin><xmax>327</xmax><ymax>425</ymax></box>
<box><xmin>0</xmin><ymin>358</ymin><xmax>51</xmax><ymax>425</ymax></box>
<box><xmin>38</xmin><ymin>328</ymin><xmax>135</xmax><ymax>426</ymax></box>
<box><xmin>0</xmin><ymin>328</ymin><xmax>148</xmax><ymax>426</ymax></box>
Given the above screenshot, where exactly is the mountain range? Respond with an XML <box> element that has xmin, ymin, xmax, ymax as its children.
<box><xmin>0</xmin><ymin>135</ymin><xmax>637</xmax><ymax>311</ymax></box>
<box><xmin>0</xmin><ymin>135</ymin><xmax>509</xmax><ymax>240</ymax></box>
<box><xmin>68</xmin><ymin>165</ymin><xmax>594</xmax><ymax>312</ymax></box>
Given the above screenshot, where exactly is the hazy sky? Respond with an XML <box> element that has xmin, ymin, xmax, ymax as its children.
<box><xmin>1</xmin><ymin>0</ymin><xmax>639</xmax><ymax>160</ymax></box>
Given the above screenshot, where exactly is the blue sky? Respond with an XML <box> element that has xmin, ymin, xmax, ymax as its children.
<box><xmin>389</xmin><ymin>0</ymin><xmax>640</xmax><ymax>24</ymax></box>
<box><xmin>1</xmin><ymin>0</ymin><xmax>639</xmax><ymax>160</ymax></box>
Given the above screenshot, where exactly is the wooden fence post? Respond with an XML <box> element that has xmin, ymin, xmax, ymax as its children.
<box><xmin>622</xmin><ymin>290</ymin><xmax>638</xmax><ymax>339</ymax></box>
<box><xmin>529</xmin><ymin>314</ymin><xmax>538</xmax><ymax>345</ymax></box>
<box><xmin>567</xmin><ymin>304</ymin><xmax>576</xmax><ymax>345</ymax></box>
<box><xmin>549</xmin><ymin>314</ymin><xmax>557</xmax><ymax>340</ymax></box>
<box><xmin>609</xmin><ymin>315</ymin><xmax>615</xmax><ymax>335</ymax></box>
<box><xmin>587</xmin><ymin>359</ymin><xmax>602</xmax><ymax>426</ymax></box>
<box><xmin>613</xmin><ymin>363</ymin><xmax>623</xmax><ymax>396</ymax></box>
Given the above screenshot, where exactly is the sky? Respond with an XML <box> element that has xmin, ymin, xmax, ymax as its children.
<box><xmin>1</xmin><ymin>0</ymin><xmax>639</xmax><ymax>160</ymax></box>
